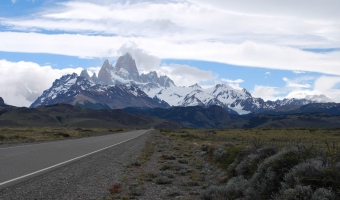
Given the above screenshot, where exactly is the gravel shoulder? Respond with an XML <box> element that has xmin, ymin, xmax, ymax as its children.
<box><xmin>0</xmin><ymin>130</ymin><xmax>151</xmax><ymax>200</ymax></box>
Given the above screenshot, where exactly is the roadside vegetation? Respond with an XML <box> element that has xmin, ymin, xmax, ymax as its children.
<box><xmin>0</xmin><ymin>126</ymin><xmax>127</xmax><ymax>145</ymax></box>
<box><xmin>104</xmin><ymin>128</ymin><xmax>340</xmax><ymax>199</ymax></box>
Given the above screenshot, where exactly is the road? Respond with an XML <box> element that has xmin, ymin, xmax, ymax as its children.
<box><xmin>0</xmin><ymin>129</ymin><xmax>147</xmax><ymax>190</ymax></box>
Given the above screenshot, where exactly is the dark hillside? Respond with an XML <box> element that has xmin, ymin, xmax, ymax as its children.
<box><xmin>124</xmin><ymin>105</ymin><xmax>230</xmax><ymax>128</ymax></box>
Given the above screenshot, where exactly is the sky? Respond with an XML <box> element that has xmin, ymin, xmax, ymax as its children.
<box><xmin>0</xmin><ymin>0</ymin><xmax>340</xmax><ymax>107</ymax></box>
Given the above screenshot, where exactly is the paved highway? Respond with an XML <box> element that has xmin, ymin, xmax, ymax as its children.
<box><xmin>0</xmin><ymin>130</ymin><xmax>148</xmax><ymax>189</ymax></box>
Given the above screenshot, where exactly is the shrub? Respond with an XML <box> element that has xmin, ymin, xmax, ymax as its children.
<box><xmin>108</xmin><ymin>183</ymin><xmax>122</xmax><ymax>194</ymax></box>
<box><xmin>283</xmin><ymin>158</ymin><xmax>329</xmax><ymax>189</ymax></box>
<box><xmin>283</xmin><ymin>158</ymin><xmax>340</xmax><ymax>192</ymax></box>
<box><xmin>154</xmin><ymin>176</ymin><xmax>173</xmax><ymax>184</ymax></box>
<box><xmin>311</xmin><ymin>188</ymin><xmax>336</xmax><ymax>200</ymax></box>
<box><xmin>159</xmin><ymin>164</ymin><xmax>172</xmax><ymax>171</ymax></box>
<box><xmin>160</xmin><ymin>154</ymin><xmax>176</xmax><ymax>160</ymax></box>
<box><xmin>273</xmin><ymin>185</ymin><xmax>313</xmax><ymax>200</ymax></box>
<box><xmin>235</xmin><ymin>145</ymin><xmax>278</xmax><ymax>178</ymax></box>
<box><xmin>130</xmin><ymin>160</ymin><xmax>141</xmax><ymax>167</ymax></box>
<box><xmin>201</xmin><ymin>185</ymin><xmax>228</xmax><ymax>200</ymax></box>
<box><xmin>159</xmin><ymin>171</ymin><xmax>175</xmax><ymax>178</ymax></box>
<box><xmin>54</xmin><ymin>132</ymin><xmax>70</xmax><ymax>138</ymax></box>
<box><xmin>0</xmin><ymin>134</ymin><xmax>6</xmax><ymax>140</ymax></box>
<box><xmin>129</xmin><ymin>186</ymin><xmax>144</xmax><ymax>196</ymax></box>
<box><xmin>217</xmin><ymin>146</ymin><xmax>244</xmax><ymax>170</ymax></box>
<box><xmin>201</xmin><ymin>176</ymin><xmax>249</xmax><ymax>200</ymax></box>
<box><xmin>164</xmin><ymin>186</ymin><xmax>182</xmax><ymax>197</ymax></box>
<box><xmin>245</xmin><ymin>145</ymin><xmax>313</xmax><ymax>199</ymax></box>
<box><xmin>178</xmin><ymin>159</ymin><xmax>188</xmax><ymax>164</ymax></box>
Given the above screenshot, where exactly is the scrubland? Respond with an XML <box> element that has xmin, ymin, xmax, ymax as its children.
<box><xmin>105</xmin><ymin>128</ymin><xmax>340</xmax><ymax>199</ymax></box>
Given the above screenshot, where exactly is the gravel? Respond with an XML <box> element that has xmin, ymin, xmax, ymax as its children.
<box><xmin>0</xmin><ymin>131</ymin><xmax>150</xmax><ymax>200</ymax></box>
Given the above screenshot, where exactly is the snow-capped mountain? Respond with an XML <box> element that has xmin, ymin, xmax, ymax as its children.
<box><xmin>30</xmin><ymin>72</ymin><xmax>169</xmax><ymax>109</ymax></box>
<box><xmin>31</xmin><ymin>53</ymin><xmax>331</xmax><ymax>114</ymax></box>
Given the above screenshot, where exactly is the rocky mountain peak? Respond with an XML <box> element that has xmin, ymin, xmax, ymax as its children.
<box><xmin>80</xmin><ymin>69</ymin><xmax>91</xmax><ymax>80</ymax></box>
<box><xmin>98</xmin><ymin>59</ymin><xmax>114</xmax><ymax>85</ymax></box>
<box><xmin>115</xmin><ymin>53</ymin><xmax>140</xmax><ymax>81</ymax></box>
<box><xmin>242</xmin><ymin>88</ymin><xmax>252</xmax><ymax>97</ymax></box>
<box><xmin>189</xmin><ymin>83</ymin><xmax>202</xmax><ymax>89</ymax></box>
<box><xmin>0</xmin><ymin>97</ymin><xmax>4</xmax><ymax>105</ymax></box>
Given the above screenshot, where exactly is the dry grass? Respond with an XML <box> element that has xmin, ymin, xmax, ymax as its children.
<box><xmin>162</xmin><ymin>128</ymin><xmax>340</xmax><ymax>151</ymax></box>
<box><xmin>0</xmin><ymin>126</ymin><xmax>129</xmax><ymax>145</ymax></box>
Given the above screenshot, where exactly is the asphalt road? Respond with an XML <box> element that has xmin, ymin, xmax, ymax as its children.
<box><xmin>0</xmin><ymin>129</ymin><xmax>147</xmax><ymax>190</ymax></box>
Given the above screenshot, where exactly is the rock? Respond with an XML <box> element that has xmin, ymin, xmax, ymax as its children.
<box><xmin>115</xmin><ymin>53</ymin><xmax>140</xmax><ymax>81</ymax></box>
<box><xmin>98</xmin><ymin>59</ymin><xmax>114</xmax><ymax>85</ymax></box>
<box><xmin>79</xmin><ymin>70</ymin><xmax>91</xmax><ymax>80</ymax></box>
<box><xmin>0</xmin><ymin>97</ymin><xmax>4</xmax><ymax>105</ymax></box>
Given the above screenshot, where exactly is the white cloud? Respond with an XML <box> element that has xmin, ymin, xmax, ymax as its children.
<box><xmin>11</xmin><ymin>0</ymin><xmax>17</xmax><ymax>3</ymax></box>
<box><xmin>0</xmin><ymin>0</ymin><xmax>339</xmax><ymax>76</ymax></box>
<box><xmin>0</xmin><ymin>32</ymin><xmax>339</xmax><ymax>76</ymax></box>
<box><xmin>265</xmin><ymin>72</ymin><xmax>271</xmax><ymax>75</ymax></box>
<box><xmin>293</xmin><ymin>71</ymin><xmax>306</xmax><ymax>74</ymax></box>
<box><xmin>283</xmin><ymin>77</ymin><xmax>314</xmax><ymax>88</ymax></box>
<box><xmin>253</xmin><ymin>75</ymin><xmax>340</xmax><ymax>102</ymax></box>
<box><xmin>221</xmin><ymin>78</ymin><xmax>244</xmax><ymax>89</ymax></box>
<box><xmin>2</xmin><ymin>0</ymin><xmax>338</xmax><ymax>48</ymax></box>
<box><xmin>156</xmin><ymin>64</ymin><xmax>217</xmax><ymax>87</ymax></box>
<box><xmin>117</xmin><ymin>42</ymin><xmax>161</xmax><ymax>71</ymax></box>
<box><xmin>221</xmin><ymin>78</ymin><xmax>244</xmax><ymax>84</ymax></box>
<box><xmin>252</xmin><ymin>85</ymin><xmax>285</xmax><ymax>101</ymax></box>
<box><xmin>0</xmin><ymin>60</ymin><xmax>82</xmax><ymax>107</ymax></box>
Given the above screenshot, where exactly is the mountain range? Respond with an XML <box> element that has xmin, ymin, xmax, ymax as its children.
<box><xmin>3</xmin><ymin>95</ymin><xmax>340</xmax><ymax>129</ymax></box>
<box><xmin>30</xmin><ymin>53</ymin><xmax>331</xmax><ymax>114</ymax></box>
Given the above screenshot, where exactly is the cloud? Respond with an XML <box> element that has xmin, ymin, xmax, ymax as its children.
<box><xmin>11</xmin><ymin>0</ymin><xmax>17</xmax><ymax>3</ymax></box>
<box><xmin>293</xmin><ymin>71</ymin><xmax>306</xmax><ymax>74</ymax></box>
<box><xmin>251</xmin><ymin>85</ymin><xmax>285</xmax><ymax>101</ymax></box>
<box><xmin>0</xmin><ymin>0</ymin><xmax>339</xmax><ymax>76</ymax></box>
<box><xmin>283</xmin><ymin>77</ymin><xmax>314</xmax><ymax>88</ymax></box>
<box><xmin>253</xmin><ymin>75</ymin><xmax>340</xmax><ymax>102</ymax></box>
<box><xmin>156</xmin><ymin>64</ymin><xmax>217</xmax><ymax>87</ymax></box>
<box><xmin>0</xmin><ymin>32</ymin><xmax>339</xmax><ymax>76</ymax></box>
<box><xmin>221</xmin><ymin>78</ymin><xmax>244</xmax><ymax>89</ymax></box>
<box><xmin>221</xmin><ymin>78</ymin><xmax>244</xmax><ymax>84</ymax></box>
<box><xmin>117</xmin><ymin>42</ymin><xmax>161</xmax><ymax>71</ymax></box>
<box><xmin>0</xmin><ymin>60</ymin><xmax>82</xmax><ymax>107</ymax></box>
<box><xmin>265</xmin><ymin>72</ymin><xmax>271</xmax><ymax>75</ymax></box>
<box><xmin>2</xmin><ymin>0</ymin><xmax>339</xmax><ymax>49</ymax></box>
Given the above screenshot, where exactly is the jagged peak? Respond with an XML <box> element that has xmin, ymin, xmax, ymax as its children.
<box><xmin>103</xmin><ymin>59</ymin><xmax>110</xmax><ymax>66</ymax></box>
<box><xmin>215</xmin><ymin>84</ymin><xmax>233</xmax><ymax>89</ymax></box>
<box><xmin>115</xmin><ymin>53</ymin><xmax>138</xmax><ymax>71</ymax></box>
<box><xmin>189</xmin><ymin>83</ymin><xmax>202</xmax><ymax>89</ymax></box>
<box><xmin>80</xmin><ymin>69</ymin><xmax>91</xmax><ymax>79</ymax></box>
<box><xmin>92</xmin><ymin>72</ymin><xmax>97</xmax><ymax>78</ymax></box>
<box><xmin>242</xmin><ymin>88</ymin><xmax>252</xmax><ymax>97</ymax></box>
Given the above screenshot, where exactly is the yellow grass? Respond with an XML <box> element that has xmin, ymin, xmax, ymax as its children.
<box><xmin>161</xmin><ymin>128</ymin><xmax>340</xmax><ymax>150</ymax></box>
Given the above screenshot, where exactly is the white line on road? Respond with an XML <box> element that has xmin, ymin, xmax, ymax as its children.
<box><xmin>0</xmin><ymin>130</ymin><xmax>148</xmax><ymax>187</ymax></box>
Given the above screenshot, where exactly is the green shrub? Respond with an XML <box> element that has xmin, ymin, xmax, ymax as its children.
<box><xmin>245</xmin><ymin>146</ymin><xmax>310</xmax><ymax>199</ymax></box>
<box><xmin>235</xmin><ymin>145</ymin><xmax>278</xmax><ymax>178</ymax></box>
